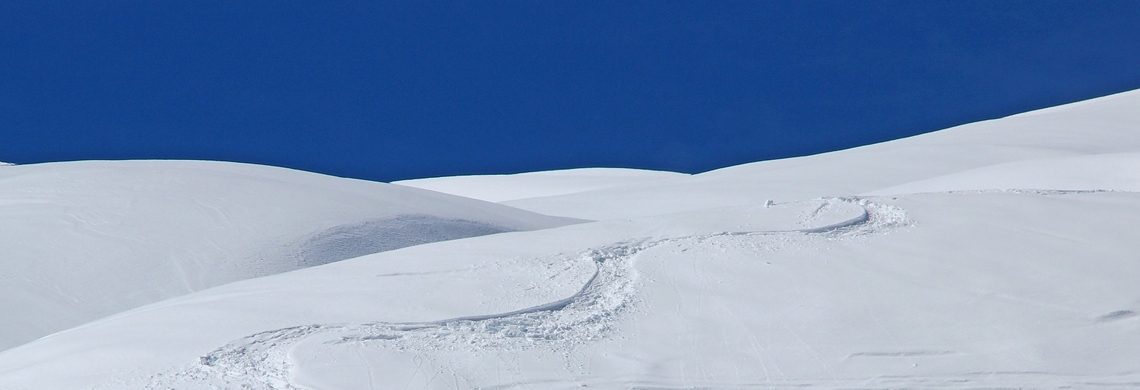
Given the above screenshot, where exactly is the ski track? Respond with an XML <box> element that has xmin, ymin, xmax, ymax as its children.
<box><xmin>146</xmin><ymin>198</ymin><xmax>911</xmax><ymax>390</ymax></box>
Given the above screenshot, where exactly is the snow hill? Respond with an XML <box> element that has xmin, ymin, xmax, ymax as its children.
<box><xmin>2</xmin><ymin>89</ymin><xmax>1140</xmax><ymax>389</ymax></box>
<box><xmin>0</xmin><ymin>161</ymin><xmax>577</xmax><ymax>351</ymax></box>
<box><xmin>452</xmin><ymin>90</ymin><xmax>1140</xmax><ymax>220</ymax></box>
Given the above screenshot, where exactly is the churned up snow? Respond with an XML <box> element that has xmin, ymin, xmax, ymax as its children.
<box><xmin>2</xmin><ymin>89</ymin><xmax>1140</xmax><ymax>389</ymax></box>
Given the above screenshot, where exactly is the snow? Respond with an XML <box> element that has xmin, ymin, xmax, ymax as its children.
<box><xmin>0</xmin><ymin>160</ymin><xmax>578</xmax><ymax>351</ymax></box>
<box><xmin>864</xmin><ymin>152</ymin><xmax>1140</xmax><ymax>195</ymax></box>
<box><xmin>497</xmin><ymin>89</ymin><xmax>1140</xmax><ymax>220</ymax></box>
<box><xmin>393</xmin><ymin>167</ymin><xmax>687</xmax><ymax>203</ymax></box>
<box><xmin>2</xmin><ymin>89</ymin><xmax>1140</xmax><ymax>389</ymax></box>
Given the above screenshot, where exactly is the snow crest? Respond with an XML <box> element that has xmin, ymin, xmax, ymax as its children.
<box><xmin>146</xmin><ymin>198</ymin><xmax>910</xmax><ymax>389</ymax></box>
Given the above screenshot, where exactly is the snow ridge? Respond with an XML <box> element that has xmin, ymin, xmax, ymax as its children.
<box><xmin>289</xmin><ymin>215</ymin><xmax>513</xmax><ymax>268</ymax></box>
<box><xmin>146</xmin><ymin>198</ymin><xmax>909</xmax><ymax>390</ymax></box>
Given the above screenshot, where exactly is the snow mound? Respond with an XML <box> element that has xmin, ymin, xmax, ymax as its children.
<box><xmin>0</xmin><ymin>160</ymin><xmax>578</xmax><ymax>351</ymax></box>
<box><xmin>864</xmin><ymin>152</ymin><xmax>1140</xmax><ymax>195</ymax></box>
<box><xmin>394</xmin><ymin>167</ymin><xmax>687</xmax><ymax>202</ymax></box>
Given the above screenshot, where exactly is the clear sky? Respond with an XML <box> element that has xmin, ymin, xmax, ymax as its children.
<box><xmin>3</xmin><ymin>1</ymin><xmax>1139</xmax><ymax>181</ymax></box>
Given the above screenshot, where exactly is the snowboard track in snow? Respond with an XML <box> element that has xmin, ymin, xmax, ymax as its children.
<box><xmin>147</xmin><ymin>198</ymin><xmax>911</xmax><ymax>390</ymax></box>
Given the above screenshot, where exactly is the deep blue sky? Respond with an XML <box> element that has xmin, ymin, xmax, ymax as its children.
<box><xmin>3</xmin><ymin>1</ymin><xmax>1140</xmax><ymax>181</ymax></box>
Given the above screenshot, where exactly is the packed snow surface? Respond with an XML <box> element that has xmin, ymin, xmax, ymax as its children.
<box><xmin>3</xmin><ymin>89</ymin><xmax>1140</xmax><ymax>389</ymax></box>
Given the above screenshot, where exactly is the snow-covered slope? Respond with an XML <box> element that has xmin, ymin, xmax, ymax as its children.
<box><xmin>0</xmin><ymin>198</ymin><xmax>872</xmax><ymax>389</ymax></box>
<box><xmin>500</xmin><ymin>89</ymin><xmax>1140</xmax><ymax>220</ymax></box>
<box><xmin>864</xmin><ymin>152</ymin><xmax>1140</xmax><ymax>195</ymax></box>
<box><xmin>393</xmin><ymin>167</ymin><xmax>687</xmax><ymax>203</ymax></box>
<box><xmin>3</xmin><ymin>89</ymin><xmax>1140</xmax><ymax>389</ymax></box>
<box><xmin>0</xmin><ymin>160</ymin><xmax>578</xmax><ymax>351</ymax></box>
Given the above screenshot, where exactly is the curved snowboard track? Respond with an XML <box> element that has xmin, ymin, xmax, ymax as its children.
<box><xmin>146</xmin><ymin>198</ymin><xmax>910</xmax><ymax>390</ymax></box>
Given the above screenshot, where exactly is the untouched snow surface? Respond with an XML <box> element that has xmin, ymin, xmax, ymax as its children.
<box><xmin>393</xmin><ymin>168</ymin><xmax>687</xmax><ymax>203</ymax></box>
<box><xmin>3</xmin><ymin>89</ymin><xmax>1140</xmax><ymax>389</ymax></box>
<box><xmin>0</xmin><ymin>161</ymin><xmax>578</xmax><ymax>351</ymax></box>
<box><xmin>480</xmin><ymin>89</ymin><xmax>1140</xmax><ymax>220</ymax></box>
<box><xmin>864</xmin><ymin>152</ymin><xmax>1140</xmax><ymax>195</ymax></box>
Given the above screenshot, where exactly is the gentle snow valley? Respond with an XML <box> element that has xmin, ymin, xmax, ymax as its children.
<box><xmin>3</xmin><ymin>89</ymin><xmax>1140</xmax><ymax>389</ymax></box>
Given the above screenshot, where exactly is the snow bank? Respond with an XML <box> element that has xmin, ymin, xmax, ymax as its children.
<box><xmin>0</xmin><ymin>160</ymin><xmax>578</xmax><ymax>351</ymax></box>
